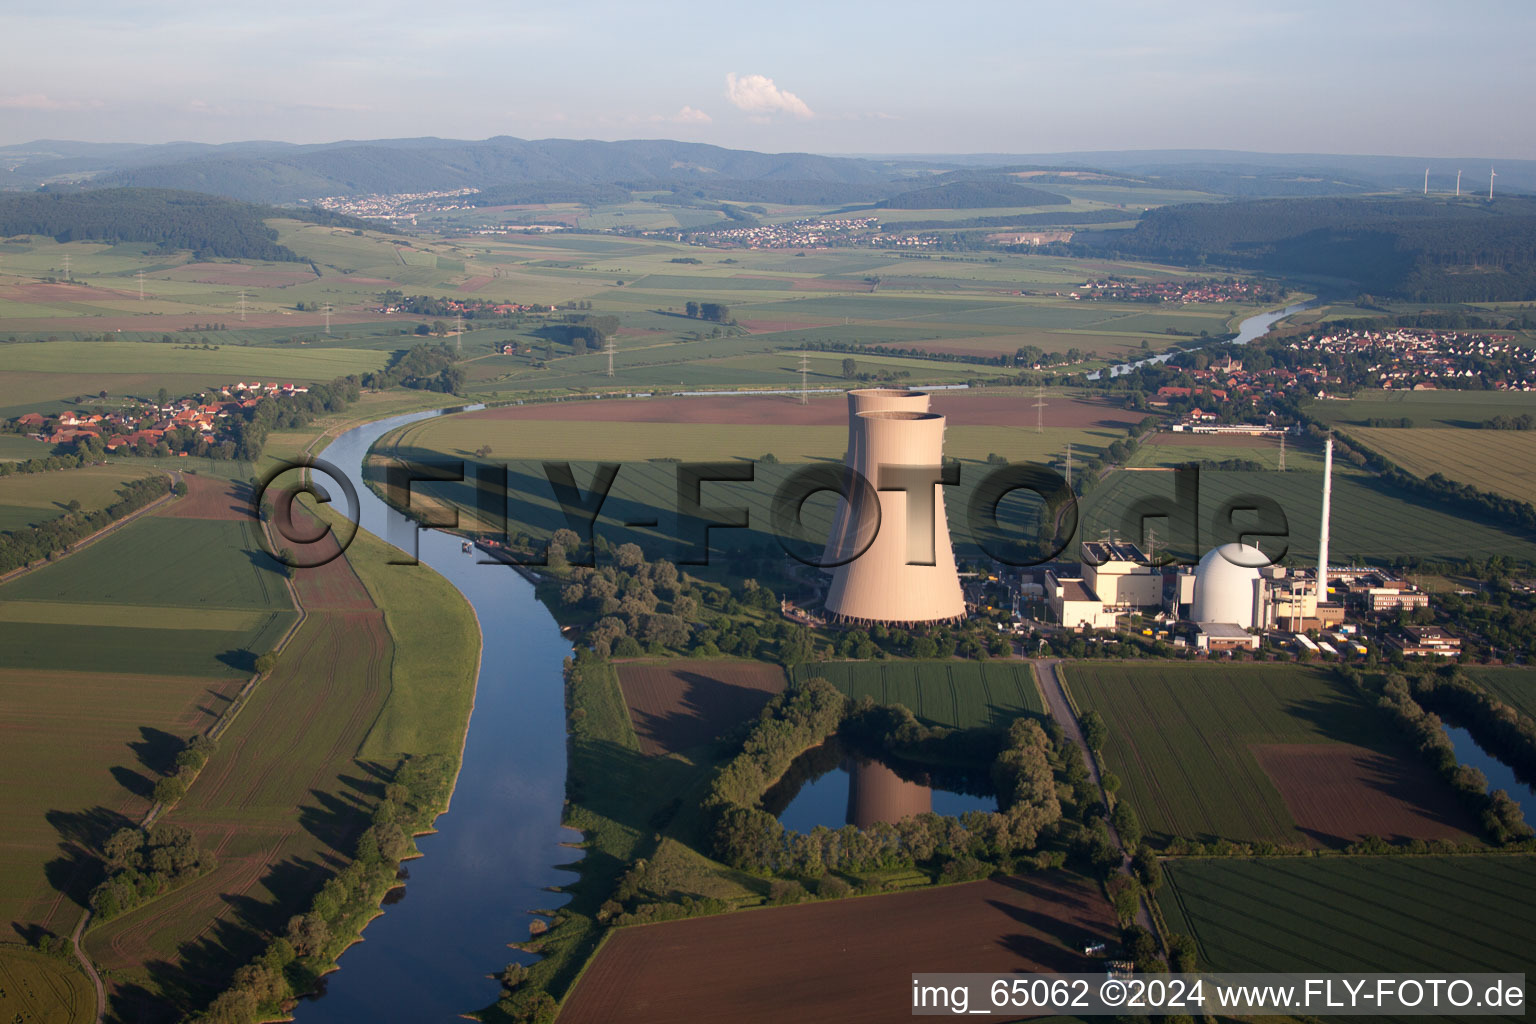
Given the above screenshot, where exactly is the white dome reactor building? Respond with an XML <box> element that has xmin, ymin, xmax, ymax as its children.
<box><xmin>1190</xmin><ymin>542</ymin><xmax>1268</xmax><ymax>629</ymax></box>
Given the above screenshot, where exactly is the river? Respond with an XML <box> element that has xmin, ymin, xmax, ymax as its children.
<box><xmin>289</xmin><ymin>297</ymin><xmax>1314</xmax><ymax>1020</ymax></box>
<box><xmin>1084</xmin><ymin>296</ymin><xmax>1321</xmax><ymax>380</ymax></box>
<box><xmin>292</xmin><ymin>407</ymin><xmax>574</xmax><ymax>1023</ymax></box>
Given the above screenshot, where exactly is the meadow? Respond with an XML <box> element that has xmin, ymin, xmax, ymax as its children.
<box><xmin>1061</xmin><ymin>663</ymin><xmax>1480</xmax><ymax>846</ymax></box>
<box><xmin>790</xmin><ymin>661</ymin><xmax>1045</xmax><ymax>731</ymax></box>
<box><xmin>1159</xmin><ymin>856</ymin><xmax>1536</xmax><ymax>975</ymax></box>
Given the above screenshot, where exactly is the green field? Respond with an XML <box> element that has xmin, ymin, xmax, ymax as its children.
<box><xmin>1465</xmin><ymin>667</ymin><xmax>1536</xmax><ymax>720</ymax></box>
<box><xmin>1081</xmin><ymin>465</ymin><xmax>1536</xmax><ymax>565</ymax></box>
<box><xmin>0</xmin><ymin>513</ymin><xmax>295</xmax><ymax>676</ymax></box>
<box><xmin>1315</xmin><ymin>390</ymin><xmax>1536</xmax><ymax>430</ymax></box>
<box><xmin>0</xmin><ymin>945</ymin><xmax>95</xmax><ymax>1024</ymax></box>
<box><xmin>0</xmin><ymin>433</ymin><xmax>53</xmax><ymax>461</ymax></box>
<box><xmin>0</xmin><ymin>463</ymin><xmax>161</xmax><ymax>531</ymax></box>
<box><xmin>1347</xmin><ymin>426</ymin><xmax>1536</xmax><ymax>506</ymax></box>
<box><xmin>1060</xmin><ymin>663</ymin><xmax>1466</xmax><ymax>846</ymax></box>
<box><xmin>790</xmin><ymin>661</ymin><xmax>1044</xmax><ymax>730</ymax></box>
<box><xmin>1160</xmin><ymin>856</ymin><xmax>1536</xmax><ymax>975</ymax></box>
<box><xmin>0</xmin><ymin>341</ymin><xmax>385</xmax><ymax>378</ymax></box>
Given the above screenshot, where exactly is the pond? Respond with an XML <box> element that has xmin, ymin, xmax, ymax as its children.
<box><xmin>762</xmin><ymin>739</ymin><xmax>996</xmax><ymax>833</ymax></box>
<box><xmin>1442</xmin><ymin>723</ymin><xmax>1536</xmax><ymax>824</ymax></box>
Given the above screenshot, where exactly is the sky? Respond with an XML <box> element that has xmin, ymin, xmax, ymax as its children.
<box><xmin>2</xmin><ymin>0</ymin><xmax>1534</xmax><ymax>158</ymax></box>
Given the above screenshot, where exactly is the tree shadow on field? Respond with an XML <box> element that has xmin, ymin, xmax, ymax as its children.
<box><xmin>217</xmin><ymin>648</ymin><xmax>256</xmax><ymax>673</ymax></box>
<box><xmin>130</xmin><ymin>726</ymin><xmax>184</xmax><ymax>776</ymax></box>
<box><xmin>110</xmin><ymin>856</ymin><xmax>335</xmax><ymax>1023</ymax></box>
<box><xmin>297</xmin><ymin>787</ymin><xmax>375</xmax><ymax>861</ymax></box>
<box><xmin>110</xmin><ymin>764</ymin><xmax>155</xmax><ymax>800</ymax></box>
<box><xmin>43</xmin><ymin>805</ymin><xmax>133</xmax><ymax>909</ymax></box>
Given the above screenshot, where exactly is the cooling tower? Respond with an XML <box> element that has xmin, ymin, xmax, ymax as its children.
<box><xmin>822</xmin><ymin>389</ymin><xmax>931</xmax><ymax>568</ymax></box>
<box><xmin>845</xmin><ymin>757</ymin><xmax>932</xmax><ymax>829</ymax></box>
<box><xmin>823</xmin><ymin>404</ymin><xmax>966</xmax><ymax>625</ymax></box>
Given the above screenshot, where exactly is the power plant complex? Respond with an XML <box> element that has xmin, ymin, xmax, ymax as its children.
<box><xmin>810</xmin><ymin>392</ymin><xmax>1421</xmax><ymax>658</ymax></box>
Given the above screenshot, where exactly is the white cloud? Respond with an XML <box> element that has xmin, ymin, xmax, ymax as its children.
<box><xmin>0</xmin><ymin>93</ymin><xmax>103</xmax><ymax>111</ymax></box>
<box><xmin>672</xmin><ymin>105</ymin><xmax>711</xmax><ymax>124</ymax></box>
<box><xmin>724</xmin><ymin>73</ymin><xmax>813</xmax><ymax>119</ymax></box>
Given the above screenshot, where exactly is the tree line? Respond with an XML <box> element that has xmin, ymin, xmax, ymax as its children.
<box><xmin>190</xmin><ymin>755</ymin><xmax>455</xmax><ymax>1023</ymax></box>
<box><xmin>0</xmin><ymin>474</ymin><xmax>170</xmax><ymax>575</ymax></box>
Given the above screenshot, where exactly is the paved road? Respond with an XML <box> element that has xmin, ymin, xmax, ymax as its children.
<box><xmin>1033</xmin><ymin>657</ymin><xmax>1158</xmax><ymax>939</ymax></box>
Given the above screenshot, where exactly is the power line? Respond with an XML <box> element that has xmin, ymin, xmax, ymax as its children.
<box><xmin>239</xmin><ymin>290</ymin><xmax>247</xmax><ymax>321</ymax></box>
<box><xmin>1034</xmin><ymin>386</ymin><xmax>1046</xmax><ymax>434</ymax></box>
<box><xmin>137</xmin><ymin>270</ymin><xmax>145</xmax><ymax>301</ymax></box>
<box><xmin>799</xmin><ymin>351</ymin><xmax>809</xmax><ymax>406</ymax></box>
<box><xmin>323</xmin><ymin>303</ymin><xmax>332</xmax><ymax>335</ymax></box>
<box><xmin>62</xmin><ymin>254</ymin><xmax>71</xmax><ymax>281</ymax></box>
<box><xmin>1278</xmin><ymin>432</ymin><xmax>1286</xmax><ymax>471</ymax></box>
<box><xmin>606</xmin><ymin>335</ymin><xmax>615</xmax><ymax>378</ymax></box>
<box><xmin>1065</xmin><ymin>442</ymin><xmax>1073</xmax><ymax>488</ymax></box>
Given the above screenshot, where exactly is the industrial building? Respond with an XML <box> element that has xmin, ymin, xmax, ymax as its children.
<box><xmin>822</xmin><ymin>389</ymin><xmax>966</xmax><ymax>626</ymax></box>
<box><xmin>1081</xmin><ymin>541</ymin><xmax>1162</xmax><ymax>610</ymax></box>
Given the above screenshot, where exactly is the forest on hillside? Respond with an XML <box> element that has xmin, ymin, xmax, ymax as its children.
<box><xmin>0</xmin><ymin>189</ymin><xmax>373</xmax><ymax>260</ymax></box>
<box><xmin>1094</xmin><ymin>196</ymin><xmax>1536</xmax><ymax>301</ymax></box>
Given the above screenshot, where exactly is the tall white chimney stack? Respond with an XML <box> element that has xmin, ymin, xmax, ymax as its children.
<box><xmin>1317</xmin><ymin>436</ymin><xmax>1333</xmax><ymax>600</ymax></box>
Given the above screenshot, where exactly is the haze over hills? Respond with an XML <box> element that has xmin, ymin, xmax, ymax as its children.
<box><xmin>3</xmin><ymin>136</ymin><xmax>1534</xmax><ymax>204</ymax></box>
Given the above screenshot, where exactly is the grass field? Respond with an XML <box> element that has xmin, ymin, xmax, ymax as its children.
<box><xmin>0</xmin><ymin>433</ymin><xmax>53</xmax><ymax>461</ymax></box>
<box><xmin>1465</xmin><ymin>668</ymin><xmax>1536</xmax><ymax>720</ymax></box>
<box><xmin>0</xmin><ymin>464</ymin><xmax>161</xmax><ymax>531</ymax></box>
<box><xmin>1159</xmin><ymin>856</ymin><xmax>1536</xmax><ymax>976</ymax></box>
<box><xmin>1081</xmin><ymin>465</ymin><xmax>1536</xmax><ymax>565</ymax></box>
<box><xmin>1061</xmin><ymin>663</ymin><xmax>1481</xmax><ymax>846</ymax></box>
<box><xmin>1347</xmin><ymin>426</ymin><xmax>1536</xmax><ymax>506</ymax></box>
<box><xmin>791</xmin><ymin>661</ymin><xmax>1045</xmax><ymax>731</ymax></box>
<box><xmin>0</xmin><ymin>945</ymin><xmax>95</xmax><ymax>1024</ymax></box>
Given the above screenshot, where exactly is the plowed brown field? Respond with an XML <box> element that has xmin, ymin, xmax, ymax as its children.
<box><xmin>1252</xmin><ymin>743</ymin><xmax>1480</xmax><ymax>845</ymax></box>
<box><xmin>157</xmin><ymin>474</ymin><xmax>253</xmax><ymax>521</ymax></box>
<box><xmin>615</xmin><ymin>661</ymin><xmax>786</xmax><ymax>755</ymax></box>
<box><xmin>559</xmin><ymin>873</ymin><xmax>1116</xmax><ymax>1024</ymax></box>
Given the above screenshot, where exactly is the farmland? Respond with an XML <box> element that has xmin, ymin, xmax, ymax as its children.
<box><xmin>1061</xmin><ymin>663</ymin><xmax>1481</xmax><ymax>846</ymax></box>
<box><xmin>791</xmin><ymin>661</ymin><xmax>1045</xmax><ymax>731</ymax></box>
<box><xmin>1465</xmin><ymin>667</ymin><xmax>1536</xmax><ymax>720</ymax></box>
<box><xmin>1315</xmin><ymin>389</ymin><xmax>1536</xmax><ymax>431</ymax></box>
<box><xmin>1080</xmin><ymin>465</ymin><xmax>1536</xmax><ymax>565</ymax></box>
<box><xmin>1159</xmin><ymin>856</ymin><xmax>1536</xmax><ymax>975</ymax></box>
<box><xmin>1346</xmin><ymin>426</ymin><xmax>1536</xmax><ymax>506</ymax></box>
<box><xmin>0</xmin><ymin>667</ymin><xmax>245</xmax><ymax>939</ymax></box>
<box><xmin>615</xmin><ymin>661</ymin><xmax>787</xmax><ymax>756</ymax></box>
<box><xmin>0</xmin><ymin>945</ymin><xmax>94</xmax><ymax>1024</ymax></box>
<box><xmin>0</xmin><ymin>463</ymin><xmax>161</xmax><ymax>531</ymax></box>
<box><xmin>558</xmin><ymin>872</ymin><xmax>1115</xmax><ymax>1024</ymax></box>
<box><xmin>84</xmin><ymin>515</ymin><xmax>477</xmax><ymax>1018</ymax></box>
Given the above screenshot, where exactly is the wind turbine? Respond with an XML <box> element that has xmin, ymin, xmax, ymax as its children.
<box><xmin>1490</xmin><ymin>168</ymin><xmax>1497</xmax><ymax>200</ymax></box>
<box><xmin>1423</xmin><ymin>168</ymin><xmax>1429</xmax><ymax>195</ymax></box>
<box><xmin>1456</xmin><ymin>170</ymin><xmax>1462</xmax><ymax>197</ymax></box>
